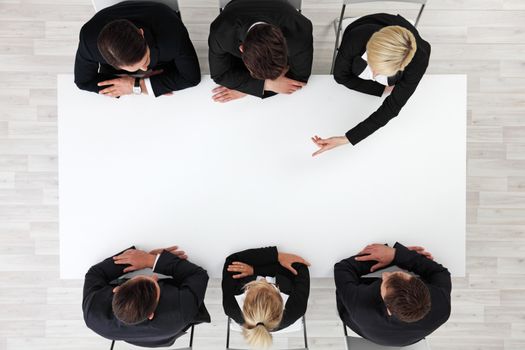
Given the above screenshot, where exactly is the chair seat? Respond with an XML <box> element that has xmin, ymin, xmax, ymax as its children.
<box><xmin>345</xmin><ymin>336</ymin><xmax>430</xmax><ymax>350</ymax></box>
<box><xmin>338</xmin><ymin>16</ymin><xmax>415</xmax><ymax>34</ymax></box>
<box><xmin>229</xmin><ymin>317</ymin><xmax>304</xmax><ymax>334</ymax></box>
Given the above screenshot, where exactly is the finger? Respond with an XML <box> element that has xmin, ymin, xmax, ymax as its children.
<box><xmin>212</xmin><ymin>86</ymin><xmax>227</xmax><ymax>93</ymax></box>
<box><xmin>123</xmin><ymin>266</ymin><xmax>139</xmax><ymax>273</ymax></box>
<box><xmin>217</xmin><ymin>96</ymin><xmax>233</xmax><ymax>103</ymax></box>
<box><xmin>212</xmin><ymin>92</ymin><xmax>229</xmax><ymax>101</ymax></box>
<box><xmin>370</xmin><ymin>263</ymin><xmax>385</xmax><ymax>272</ymax></box>
<box><xmin>286</xmin><ymin>265</ymin><xmax>298</xmax><ymax>275</ymax></box>
<box><xmin>174</xmin><ymin>250</ymin><xmax>186</xmax><ymax>256</ymax></box>
<box><xmin>99</xmin><ymin>87</ymin><xmax>115</xmax><ymax>94</ymax></box>
<box><xmin>179</xmin><ymin>254</ymin><xmax>188</xmax><ymax>260</ymax></box>
<box><xmin>232</xmin><ymin>273</ymin><xmax>247</xmax><ymax>279</ymax></box>
<box><xmin>291</xmin><ymin>80</ymin><xmax>306</xmax><ymax>87</ymax></box>
<box><xmin>165</xmin><ymin>246</ymin><xmax>179</xmax><ymax>251</ymax></box>
<box><xmin>312</xmin><ymin>147</ymin><xmax>327</xmax><ymax>157</ymax></box>
<box><xmin>164</xmin><ymin>92</ymin><xmax>174</xmax><ymax>96</ymax></box>
<box><xmin>408</xmin><ymin>246</ymin><xmax>425</xmax><ymax>251</ymax></box>
<box><xmin>231</xmin><ymin>262</ymin><xmax>245</xmax><ymax>266</ymax></box>
<box><xmin>354</xmin><ymin>254</ymin><xmax>376</xmax><ymax>262</ymax></box>
<box><xmin>98</xmin><ymin>80</ymin><xmax>116</xmax><ymax>87</ymax></box>
<box><xmin>114</xmin><ymin>259</ymin><xmax>130</xmax><ymax>265</ymax></box>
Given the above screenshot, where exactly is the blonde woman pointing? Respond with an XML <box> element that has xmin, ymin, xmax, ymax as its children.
<box><xmin>222</xmin><ymin>247</ymin><xmax>310</xmax><ymax>349</ymax></box>
<box><xmin>312</xmin><ymin>13</ymin><xmax>431</xmax><ymax>156</ymax></box>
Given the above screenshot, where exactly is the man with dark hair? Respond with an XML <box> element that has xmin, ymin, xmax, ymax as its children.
<box><xmin>74</xmin><ymin>1</ymin><xmax>200</xmax><ymax>98</ymax></box>
<box><xmin>83</xmin><ymin>245</ymin><xmax>210</xmax><ymax>347</ymax></box>
<box><xmin>208</xmin><ymin>0</ymin><xmax>313</xmax><ymax>102</ymax></box>
<box><xmin>334</xmin><ymin>242</ymin><xmax>451</xmax><ymax>346</ymax></box>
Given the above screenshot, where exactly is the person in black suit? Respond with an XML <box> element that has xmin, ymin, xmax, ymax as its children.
<box><xmin>82</xmin><ymin>245</ymin><xmax>210</xmax><ymax>347</ymax></box>
<box><xmin>208</xmin><ymin>0</ymin><xmax>313</xmax><ymax>103</ymax></box>
<box><xmin>74</xmin><ymin>1</ymin><xmax>200</xmax><ymax>98</ymax></box>
<box><xmin>222</xmin><ymin>246</ymin><xmax>310</xmax><ymax>348</ymax></box>
<box><xmin>334</xmin><ymin>243</ymin><xmax>451</xmax><ymax>346</ymax></box>
<box><xmin>312</xmin><ymin>13</ymin><xmax>431</xmax><ymax>155</ymax></box>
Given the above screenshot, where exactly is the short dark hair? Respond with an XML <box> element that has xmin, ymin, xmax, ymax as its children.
<box><xmin>384</xmin><ymin>275</ymin><xmax>431</xmax><ymax>323</ymax></box>
<box><xmin>112</xmin><ymin>278</ymin><xmax>158</xmax><ymax>325</ymax></box>
<box><xmin>97</xmin><ymin>19</ymin><xmax>147</xmax><ymax>68</ymax></box>
<box><xmin>242</xmin><ymin>24</ymin><xmax>288</xmax><ymax>80</ymax></box>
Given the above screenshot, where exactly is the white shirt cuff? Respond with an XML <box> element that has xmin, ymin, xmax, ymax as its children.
<box><xmin>152</xmin><ymin>253</ymin><xmax>161</xmax><ymax>271</ymax></box>
<box><xmin>144</xmin><ymin>78</ymin><xmax>155</xmax><ymax>98</ymax></box>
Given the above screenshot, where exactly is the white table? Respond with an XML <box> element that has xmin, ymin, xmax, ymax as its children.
<box><xmin>58</xmin><ymin>75</ymin><xmax>466</xmax><ymax>278</ymax></box>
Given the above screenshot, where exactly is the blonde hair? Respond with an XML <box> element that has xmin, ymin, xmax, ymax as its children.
<box><xmin>242</xmin><ymin>281</ymin><xmax>284</xmax><ymax>349</ymax></box>
<box><xmin>366</xmin><ymin>25</ymin><xmax>417</xmax><ymax>76</ymax></box>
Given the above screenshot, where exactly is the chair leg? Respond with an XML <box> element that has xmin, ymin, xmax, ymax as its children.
<box><xmin>188</xmin><ymin>324</ymin><xmax>195</xmax><ymax>348</ymax></box>
<box><xmin>109</xmin><ymin>340</ymin><xmax>115</xmax><ymax>350</ymax></box>
<box><xmin>414</xmin><ymin>3</ymin><xmax>426</xmax><ymax>27</ymax></box>
<box><xmin>330</xmin><ymin>4</ymin><xmax>346</xmax><ymax>74</ymax></box>
<box><xmin>226</xmin><ymin>317</ymin><xmax>231</xmax><ymax>349</ymax></box>
<box><xmin>302</xmin><ymin>316</ymin><xmax>308</xmax><ymax>349</ymax></box>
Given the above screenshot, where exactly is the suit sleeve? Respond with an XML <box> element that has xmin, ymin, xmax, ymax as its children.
<box><xmin>149</xmin><ymin>23</ymin><xmax>201</xmax><ymax>97</ymax></box>
<box><xmin>208</xmin><ymin>29</ymin><xmax>265</xmax><ymax>97</ymax></box>
<box><xmin>222</xmin><ymin>247</ymin><xmax>279</xmax><ymax>324</ymax></box>
<box><xmin>74</xmin><ymin>30</ymin><xmax>116</xmax><ymax>93</ymax></box>
<box><xmin>153</xmin><ymin>251</ymin><xmax>209</xmax><ymax>322</ymax></box>
<box><xmin>280</xmin><ymin>263</ymin><xmax>310</xmax><ymax>329</ymax></box>
<box><xmin>286</xmin><ymin>21</ymin><xmax>313</xmax><ymax>83</ymax></box>
<box><xmin>333</xmin><ymin>29</ymin><xmax>385</xmax><ymax>97</ymax></box>
<box><xmin>333</xmin><ymin>253</ymin><xmax>377</xmax><ymax>317</ymax></box>
<box><xmin>344</xmin><ymin>55</ymin><xmax>428</xmax><ymax>145</ymax></box>
<box><xmin>333</xmin><ymin>47</ymin><xmax>384</xmax><ymax>97</ymax></box>
<box><xmin>82</xmin><ymin>246</ymin><xmax>134</xmax><ymax>313</ymax></box>
<box><xmin>393</xmin><ymin>242</ymin><xmax>452</xmax><ymax>295</ymax></box>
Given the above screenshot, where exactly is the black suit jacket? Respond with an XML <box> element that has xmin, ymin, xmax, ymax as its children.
<box><xmin>82</xmin><ymin>247</ymin><xmax>210</xmax><ymax>347</ymax></box>
<box><xmin>74</xmin><ymin>1</ymin><xmax>200</xmax><ymax>97</ymax></box>
<box><xmin>222</xmin><ymin>247</ymin><xmax>310</xmax><ymax>330</ymax></box>
<box><xmin>208</xmin><ymin>0</ymin><xmax>313</xmax><ymax>98</ymax></box>
<box><xmin>333</xmin><ymin>13</ymin><xmax>431</xmax><ymax>145</ymax></box>
<box><xmin>334</xmin><ymin>242</ymin><xmax>451</xmax><ymax>347</ymax></box>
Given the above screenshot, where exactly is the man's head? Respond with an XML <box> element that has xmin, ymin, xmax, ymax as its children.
<box><xmin>97</xmin><ymin>19</ymin><xmax>150</xmax><ymax>71</ymax></box>
<box><xmin>380</xmin><ymin>271</ymin><xmax>431</xmax><ymax>323</ymax></box>
<box><xmin>240</xmin><ymin>24</ymin><xmax>288</xmax><ymax>80</ymax></box>
<box><xmin>112</xmin><ymin>275</ymin><xmax>160</xmax><ymax>325</ymax></box>
<box><xmin>366</xmin><ymin>25</ymin><xmax>417</xmax><ymax>77</ymax></box>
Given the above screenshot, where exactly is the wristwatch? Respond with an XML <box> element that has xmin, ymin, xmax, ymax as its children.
<box><xmin>133</xmin><ymin>77</ymin><xmax>141</xmax><ymax>95</ymax></box>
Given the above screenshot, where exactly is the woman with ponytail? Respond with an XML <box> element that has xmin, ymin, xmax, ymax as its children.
<box><xmin>312</xmin><ymin>13</ymin><xmax>431</xmax><ymax>155</ymax></box>
<box><xmin>222</xmin><ymin>247</ymin><xmax>310</xmax><ymax>349</ymax></box>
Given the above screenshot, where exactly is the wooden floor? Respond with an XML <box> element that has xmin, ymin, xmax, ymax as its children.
<box><xmin>1</xmin><ymin>0</ymin><xmax>524</xmax><ymax>349</ymax></box>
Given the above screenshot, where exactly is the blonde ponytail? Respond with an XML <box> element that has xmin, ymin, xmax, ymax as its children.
<box><xmin>366</xmin><ymin>25</ymin><xmax>417</xmax><ymax>76</ymax></box>
<box><xmin>242</xmin><ymin>281</ymin><xmax>284</xmax><ymax>349</ymax></box>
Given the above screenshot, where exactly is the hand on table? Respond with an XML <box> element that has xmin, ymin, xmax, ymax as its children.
<box><xmin>227</xmin><ymin>262</ymin><xmax>254</xmax><ymax>279</ymax></box>
<box><xmin>355</xmin><ymin>244</ymin><xmax>396</xmax><ymax>272</ymax></box>
<box><xmin>98</xmin><ymin>76</ymin><xmax>134</xmax><ymax>97</ymax></box>
<box><xmin>113</xmin><ymin>248</ymin><xmax>156</xmax><ymax>273</ymax></box>
<box><xmin>278</xmin><ymin>252</ymin><xmax>311</xmax><ymax>275</ymax></box>
<box><xmin>149</xmin><ymin>245</ymin><xmax>187</xmax><ymax>259</ymax></box>
<box><xmin>212</xmin><ymin>86</ymin><xmax>247</xmax><ymax>103</ymax></box>
<box><xmin>311</xmin><ymin>135</ymin><xmax>349</xmax><ymax>157</ymax></box>
<box><xmin>264</xmin><ymin>74</ymin><xmax>306</xmax><ymax>94</ymax></box>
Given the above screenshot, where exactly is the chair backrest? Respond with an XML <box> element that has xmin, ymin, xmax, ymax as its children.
<box><xmin>92</xmin><ymin>0</ymin><xmax>180</xmax><ymax>13</ymax></box>
<box><xmin>345</xmin><ymin>336</ymin><xmax>430</xmax><ymax>350</ymax></box>
<box><xmin>343</xmin><ymin>0</ymin><xmax>426</xmax><ymax>4</ymax></box>
<box><xmin>219</xmin><ymin>0</ymin><xmax>302</xmax><ymax>11</ymax></box>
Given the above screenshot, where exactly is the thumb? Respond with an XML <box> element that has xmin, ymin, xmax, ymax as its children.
<box><xmin>287</xmin><ymin>265</ymin><xmax>298</xmax><ymax>275</ymax></box>
<box><xmin>123</xmin><ymin>266</ymin><xmax>137</xmax><ymax>273</ymax></box>
<box><xmin>370</xmin><ymin>263</ymin><xmax>384</xmax><ymax>272</ymax></box>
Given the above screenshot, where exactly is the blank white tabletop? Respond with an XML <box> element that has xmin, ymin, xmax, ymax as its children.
<box><xmin>58</xmin><ymin>74</ymin><xmax>466</xmax><ymax>278</ymax></box>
